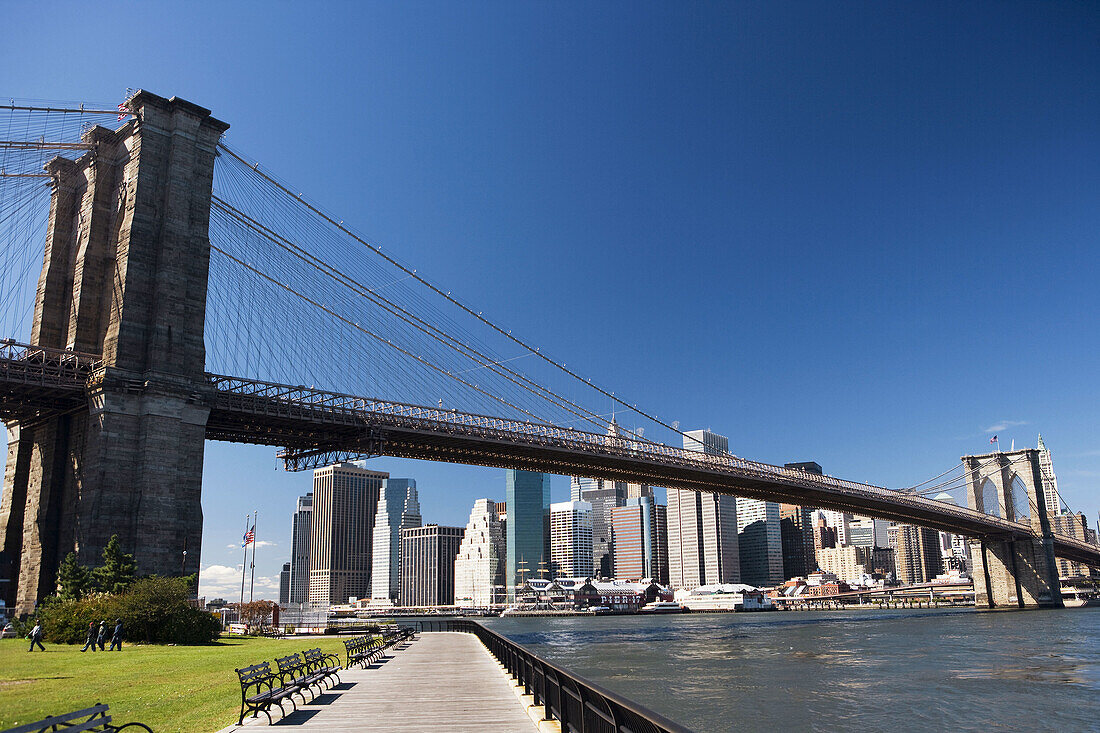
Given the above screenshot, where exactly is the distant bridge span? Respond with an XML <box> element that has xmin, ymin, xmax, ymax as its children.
<box><xmin>4</xmin><ymin>342</ymin><xmax>1098</xmax><ymax>569</ymax></box>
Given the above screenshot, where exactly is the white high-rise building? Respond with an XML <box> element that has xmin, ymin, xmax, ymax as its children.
<box><xmin>736</xmin><ymin>498</ymin><xmax>784</xmax><ymax>586</ymax></box>
<box><xmin>453</xmin><ymin>499</ymin><xmax>507</xmax><ymax>606</ymax></box>
<box><xmin>550</xmin><ymin>500</ymin><xmax>594</xmax><ymax>577</ymax></box>
<box><xmin>370</xmin><ymin>479</ymin><xmax>421</xmax><ymax>604</ymax></box>
<box><xmin>667</xmin><ymin>430</ymin><xmax>739</xmax><ymax>589</ymax></box>
<box><xmin>1037</xmin><ymin>434</ymin><xmax>1061</xmax><ymax>517</ymax></box>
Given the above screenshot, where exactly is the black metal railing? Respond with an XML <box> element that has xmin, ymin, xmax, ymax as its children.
<box><xmin>414</xmin><ymin>619</ymin><xmax>692</xmax><ymax>733</ymax></box>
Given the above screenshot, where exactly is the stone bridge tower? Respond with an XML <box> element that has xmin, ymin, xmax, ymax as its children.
<box><xmin>0</xmin><ymin>92</ymin><xmax>227</xmax><ymax>613</ymax></box>
<box><xmin>962</xmin><ymin>448</ymin><xmax>1062</xmax><ymax>608</ymax></box>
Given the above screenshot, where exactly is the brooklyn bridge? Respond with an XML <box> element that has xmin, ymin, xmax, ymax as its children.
<box><xmin>1</xmin><ymin>92</ymin><xmax>1096</xmax><ymax>615</ymax></box>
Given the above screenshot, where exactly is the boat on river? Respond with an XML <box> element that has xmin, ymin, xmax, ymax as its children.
<box><xmin>640</xmin><ymin>601</ymin><xmax>683</xmax><ymax>614</ymax></box>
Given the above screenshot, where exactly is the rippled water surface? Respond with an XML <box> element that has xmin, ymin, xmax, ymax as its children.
<box><xmin>484</xmin><ymin>608</ymin><xmax>1100</xmax><ymax>732</ymax></box>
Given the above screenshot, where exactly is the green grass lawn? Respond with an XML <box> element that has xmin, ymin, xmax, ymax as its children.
<box><xmin>0</xmin><ymin>634</ymin><xmax>350</xmax><ymax>733</ymax></box>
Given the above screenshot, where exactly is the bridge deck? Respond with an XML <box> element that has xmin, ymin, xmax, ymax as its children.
<box><xmin>219</xmin><ymin>633</ymin><xmax>534</xmax><ymax>733</ymax></box>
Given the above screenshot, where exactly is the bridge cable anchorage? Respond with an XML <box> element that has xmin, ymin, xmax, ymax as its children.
<box><xmin>215</xmin><ymin>142</ymin><xmax>691</xmax><ymax>446</ymax></box>
<box><xmin>209</xmin><ymin>196</ymin><xmax>634</xmax><ymax>439</ymax></box>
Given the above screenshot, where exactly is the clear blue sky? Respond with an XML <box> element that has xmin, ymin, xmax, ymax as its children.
<box><xmin>4</xmin><ymin>2</ymin><xmax>1098</xmax><ymax>599</ymax></box>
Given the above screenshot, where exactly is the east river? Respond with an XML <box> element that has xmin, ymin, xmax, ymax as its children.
<box><xmin>484</xmin><ymin>608</ymin><xmax>1100</xmax><ymax>731</ymax></box>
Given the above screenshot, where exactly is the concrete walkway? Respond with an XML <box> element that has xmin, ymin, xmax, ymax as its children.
<box><xmin>217</xmin><ymin>633</ymin><xmax>537</xmax><ymax>732</ymax></box>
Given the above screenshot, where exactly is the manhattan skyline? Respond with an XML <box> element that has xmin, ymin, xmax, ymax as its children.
<box><xmin>2</xmin><ymin>2</ymin><xmax>1098</xmax><ymax>600</ymax></box>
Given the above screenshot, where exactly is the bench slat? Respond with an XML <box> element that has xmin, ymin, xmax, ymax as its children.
<box><xmin>2</xmin><ymin>706</ymin><xmax>111</xmax><ymax>733</ymax></box>
<box><xmin>52</xmin><ymin>715</ymin><xmax>114</xmax><ymax>733</ymax></box>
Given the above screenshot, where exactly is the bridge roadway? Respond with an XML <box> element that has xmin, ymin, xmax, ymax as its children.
<box><xmin>2</xmin><ymin>341</ymin><xmax>1098</xmax><ymax>568</ymax></box>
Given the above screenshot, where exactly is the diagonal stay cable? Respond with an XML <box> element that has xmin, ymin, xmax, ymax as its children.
<box><xmin>210</xmin><ymin>195</ymin><xmax>631</xmax><ymax>437</ymax></box>
<box><xmin>209</xmin><ymin>243</ymin><xmax>560</xmax><ymax>428</ymax></box>
<box><xmin>217</xmin><ymin>143</ymin><xmax>693</xmax><ymax>446</ymax></box>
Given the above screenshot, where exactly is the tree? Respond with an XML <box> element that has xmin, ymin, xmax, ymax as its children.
<box><xmin>55</xmin><ymin>552</ymin><xmax>91</xmax><ymax>600</ymax></box>
<box><xmin>234</xmin><ymin>600</ymin><xmax>278</xmax><ymax>628</ymax></box>
<box><xmin>91</xmin><ymin>535</ymin><xmax>136</xmax><ymax>594</ymax></box>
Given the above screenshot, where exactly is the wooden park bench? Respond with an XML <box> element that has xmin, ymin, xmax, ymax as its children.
<box><xmin>275</xmin><ymin>652</ymin><xmax>327</xmax><ymax>703</ymax></box>
<box><xmin>1</xmin><ymin>704</ymin><xmax>153</xmax><ymax>733</ymax></box>
<box><xmin>234</xmin><ymin>661</ymin><xmax>298</xmax><ymax>725</ymax></box>
<box><xmin>301</xmin><ymin>647</ymin><xmax>342</xmax><ymax>687</ymax></box>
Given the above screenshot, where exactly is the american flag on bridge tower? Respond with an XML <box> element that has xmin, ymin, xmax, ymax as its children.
<box><xmin>990</xmin><ymin>435</ymin><xmax>998</xmax><ymax>444</ymax></box>
<box><xmin>117</xmin><ymin>103</ymin><xmax>129</xmax><ymax>121</ymax></box>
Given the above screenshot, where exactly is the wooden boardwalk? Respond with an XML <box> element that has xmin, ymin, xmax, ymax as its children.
<box><xmin>219</xmin><ymin>633</ymin><xmax>536</xmax><ymax>733</ymax></box>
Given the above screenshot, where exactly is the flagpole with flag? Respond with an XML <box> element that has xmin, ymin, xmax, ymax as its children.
<box><xmin>239</xmin><ymin>515</ymin><xmax>249</xmax><ymax>608</ymax></box>
<box><xmin>249</xmin><ymin>510</ymin><xmax>258</xmax><ymax>603</ymax></box>
<box><xmin>990</xmin><ymin>434</ymin><xmax>1000</xmax><ymax>452</ymax></box>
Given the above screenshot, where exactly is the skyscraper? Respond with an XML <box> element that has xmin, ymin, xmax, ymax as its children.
<box><xmin>278</xmin><ymin>562</ymin><xmax>291</xmax><ymax>605</ymax></box>
<box><xmin>653</xmin><ymin>502</ymin><xmax>669</xmax><ymax>585</ymax></box>
<box><xmin>575</xmin><ymin>478</ymin><xmax>626</xmax><ymax>576</ymax></box>
<box><xmin>550</xmin><ymin>500</ymin><xmax>594</xmax><ymax>577</ymax></box>
<box><xmin>779</xmin><ymin>503</ymin><xmax>816</xmax><ymax>579</ymax></box>
<box><xmin>736</xmin><ymin>498</ymin><xmax>784</xmax><ymax>586</ymax></box>
<box><xmin>611</xmin><ymin>496</ymin><xmax>669</xmax><ymax>584</ymax></box>
<box><xmin>667</xmin><ymin>429</ymin><xmax>739</xmax><ymax>589</ymax></box>
<box><xmin>819</xmin><ymin>510</ymin><xmax>853</xmax><ymax>546</ymax></box>
<box><xmin>506</xmin><ymin>469</ymin><xmax>550</xmax><ymax>601</ymax></box>
<box><xmin>1051</xmin><ymin>512</ymin><xmax>1090</xmax><ymax>578</ymax></box>
<box><xmin>1037</xmin><ymin>434</ymin><xmax>1061</xmax><ymax>517</ymax></box>
<box><xmin>454</xmin><ymin>499</ymin><xmax>507</xmax><ymax>606</ymax></box>
<box><xmin>308</xmin><ymin>463</ymin><xmax>388</xmax><ymax>606</ymax></box>
<box><xmin>569</xmin><ymin>476</ymin><xmax>593</xmax><ymax>502</ymax></box>
<box><xmin>846</xmin><ymin>516</ymin><xmax>890</xmax><ymax>548</ymax></box>
<box><xmin>780</xmin><ymin>462</ymin><xmax>822</xmax><ymax>580</ymax></box>
<box><xmin>370</xmin><ymin>478</ymin><xmax>421</xmax><ymax>604</ymax></box>
<box><xmin>888</xmin><ymin>522</ymin><xmax>943</xmax><ymax>585</ymax></box>
<box><xmin>400</xmin><ymin>525</ymin><xmax>465</xmax><ymax>607</ymax></box>
<box><xmin>812</xmin><ymin>511</ymin><xmax>838</xmax><ymax>552</ymax></box>
<box><xmin>288</xmin><ymin>492</ymin><xmax>313</xmax><ymax>605</ymax></box>
<box><xmin>568</xmin><ymin>424</ymin><xmax>652</xmax><ymax>576</ymax></box>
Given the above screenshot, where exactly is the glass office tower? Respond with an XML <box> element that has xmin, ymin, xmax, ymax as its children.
<box><xmin>505</xmin><ymin>469</ymin><xmax>550</xmax><ymax>601</ymax></box>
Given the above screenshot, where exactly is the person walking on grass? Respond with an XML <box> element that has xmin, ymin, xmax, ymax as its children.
<box><xmin>27</xmin><ymin>620</ymin><xmax>44</xmax><ymax>652</ymax></box>
<box><xmin>80</xmin><ymin>621</ymin><xmax>97</xmax><ymax>652</ymax></box>
<box><xmin>108</xmin><ymin>618</ymin><xmax>123</xmax><ymax>651</ymax></box>
<box><xmin>96</xmin><ymin>620</ymin><xmax>108</xmax><ymax>651</ymax></box>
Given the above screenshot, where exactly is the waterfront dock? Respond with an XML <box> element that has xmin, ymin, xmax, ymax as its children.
<box><xmin>217</xmin><ymin>633</ymin><xmax>536</xmax><ymax>733</ymax></box>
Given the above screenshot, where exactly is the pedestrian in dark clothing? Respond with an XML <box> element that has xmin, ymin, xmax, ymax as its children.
<box><xmin>96</xmin><ymin>620</ymin><xmax>108</xmax><ymax>651</ymax></box>
<box><xmin>109</xmin><ymin>618</ymin><xmax>123</xmax><ymax>651</ymax></box>
<box><xmin>80</xmin><ymin>621</ymin><xmax>97</xmax><ymax>652</ymax></box>
<box><xmin>27</xmin><ymin>620</ymin><xmax>45</xmax><ymax>652</ymax></box>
